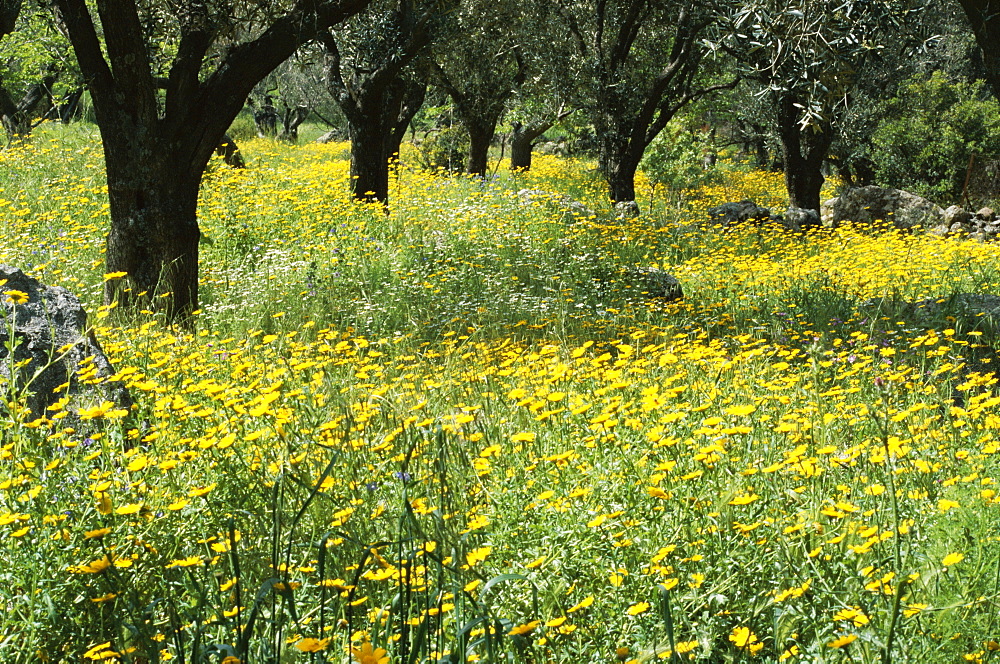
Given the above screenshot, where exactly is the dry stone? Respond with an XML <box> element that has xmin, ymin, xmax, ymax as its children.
<box><xmin>943</xmin><ymin>205</ymin><xmax>973</xmax><ymax>226</ymax></box>
<box><xmin>517</xmin><ymin>189</ymin><xmax>596</xmax><ymax>220</ymax></box>
<box><xmin>614</xmin><ymin>201</ymin><xmax>640</xmax><ymax>219</ymax></box>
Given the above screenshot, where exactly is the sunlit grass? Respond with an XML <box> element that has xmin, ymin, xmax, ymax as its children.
<box><xmin>2</xmin><ymin>123</ymin><xmax>1000</xmax><ymax>663</ymax></box>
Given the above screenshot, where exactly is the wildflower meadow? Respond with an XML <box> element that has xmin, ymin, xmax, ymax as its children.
<box><xmin>3</xmin><ymin>123</ymin><xmax>1000</xmax><ymax>663</ymax></box>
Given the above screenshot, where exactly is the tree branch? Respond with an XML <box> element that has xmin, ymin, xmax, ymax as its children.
<box><xmin>165</xmin><ymin>2</ymin><xmax>217</xmax><ymax>125</ymax></box>
<box><xmin>53</xmin><ymin>0</ymin><xmax>115</xmax><ymax>115</ymax></box>
<box><xmin>94</xmin><ymin>0</ymin><xmax>157</xmax><ymax>122</ymax></box>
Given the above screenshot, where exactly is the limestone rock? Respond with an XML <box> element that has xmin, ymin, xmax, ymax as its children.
<box><xmin>821</xmin><ymin>186</ymin><xmax>943</xmax><ymax>229</ymax></box>
<box><xmin>315</xmin><ymin>129</ymin><xmax>345</xmax><ymax>144</ymax></box>
<box><xmin>614</xmin><ymin>200</ymin><xmax>640</xmax><ymax>219</ymax></box>
<box><xmin>783</xmin><ymin>207</ymin><xmax>820</xmax><ymax>230</ymax></box>
<box><xmin>977</xmin><ymin>207</ymin><xmax>995</xmax><ymax>221</ymax></box>
<box><xmin>943</xmin><ymin>205</ymin><xmax>973</xmax><ymax>226</ymax></box>
<box><xmin>0</xmin><ymin>266</ymin><xmax>131</xmax><ymax>422</ymax></box>
<box><xmin>625</xmin><ymin>267</ymin><xmax>683</xmax><ymax>301</ymax></box>
<box><xmin>707</xmin><ymin>199</ymin><xmax>771</xmax><ymax>226</ymax></box>
<box><xmin>820</xmin><ymin>199</ymin><xmax>836</xmax><ymax>226</ymax></box>
<box><xmin>517</xmin><ymin>189</ymin><xmax>596</xmax><ymax>220</ymax></box>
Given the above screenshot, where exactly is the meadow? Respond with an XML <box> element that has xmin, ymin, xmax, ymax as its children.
<box><xmin>2</xmin><ymin>123</ymin><xmax>1000</xmax><ymax>663</ymax></box>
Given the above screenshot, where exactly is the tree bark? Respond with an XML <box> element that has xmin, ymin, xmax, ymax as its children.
<box><xmin>510</xmin><ymin>123</ymin><xmax>547</xmax><ymax>171</ymax></box>
<box><xmin>573</xmin><ymin>5</ymin><xmax>731</xmax><ymax>212</ymax></box>
<box><xmin>466</xmin><ymin>121</ymin><xmax>493</xmax><ymax>176</ymax></box>
<box><xmin>103</xmin><ymin>146</ymin><xmax>202</xmax><ymax>318</ymax></box>
<box><xmin>278</xmin><ymin>104</ymin><xmax>310</xmax><ymax>142</ymax></box>
<box><xmin>387</xmin><ymin>77</ymin><xmax>426</xmax><ymax>162</ymax></box>
<box><xmin>600</xmin><ymin>135</ymin><xmax>640</xmax><ymax>203</ymax></box>
<box><xmin>349</xmin><ymin>113</ymin><xmax>392</xmax><ymax>203</ymax></box>
<box><xmin>431</xmin><ymin>49</ymin><xmax>525</xmax><ymax>178</ymax></box>
<box><xmin>56</xmin><ymin>87</ymin><xmax>83</xmax><ymax>123</ymax></box>
<box><xmin>216</xmin><ymin>133</ymin><xmax>246</xmax><ymax>168</ymax></box>
<box><xmin>776</xmin><ymin>93</ymin><xmax>832</xmax><ymax>216</ymax></box>
<box><xmin>322</xmin><ymin>20</ymin><xmax>430</xmax><ymax>205</ymax></box>
<box><xmin>596</xmin><ymin>110</ymin><xmax>645</xmax><ymax>205</ymax></box>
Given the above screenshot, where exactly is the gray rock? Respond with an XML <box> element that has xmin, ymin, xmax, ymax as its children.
<box><xmin>783</xmin><ymin>207</ymin><xmax>820</xmax><ymax>230</ymax></box>
<box><xmin>315</xmin><ymin>129</ymin><xmax>345</xmax><ymax>144</ymax></box>
<box><xmin>821</xmin><ymin>186</ymin><xmax>943</xmax><ymax>229</ymax></box>
<box><xmin>614</xmin><ymin>200</ymin><xmax>640</xmax><ymax>218</ymax></box>
<box><xmin>977</xmin><ymin>207</ymin><xmax>995</xmax><ymax>221</ymax></box>
<box><xmin>0</xmin><ymin>266</ymin><xmax>131</xmax><ymax>422</ymax></box>
<box><xmin>535</xmin><ymin>141</ymin><xmax>567</xmax><ymax>156</ymax></box>
<box><xmin>707</xmin><ymin>199</ymin><xmax>771</xmax><ymax>226</ymax></box>
<box><xmin>820</xmin><ymin>198</ymin><xmax>837</xmax><ymax>226</ymax></box>
<box><xmin>970</xmin><ymin>231</ymin><xmax>989</xmax><ymax>242</ymax></box>
<box><xmin>928</xmin><ymin>224</ymin><xmax>951</xmax><ymax>238</ymax></box>
<box><xmin>943</xmin><ymin>205</ymin><xmax>973</xmax><ymax>226</ymax></box>
<box><xmin>950</xmin><ymin>222</ymin><xmax>972</xmax><ymax>234</ymax></box>
<box><xmin>626</xmin><ymin>267</ymin><xmax>683</xmax><ymax>301</ymax></box>
<box><xmin>517</xmin><ymin>189</ymin><xmax>596</xmax><ymax>220</ymax></box>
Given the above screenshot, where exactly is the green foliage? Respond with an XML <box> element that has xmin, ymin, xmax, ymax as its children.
<box><xmin>226</xmin><ymin>113</ymin><xmax>257</xmax><ymax>143</ymax></box>
<box><xmin>872</xmin><ymin>71</ymin><xmax>1000</xmax><ymax>202</ymax></box>
<box><xmin>0</xmin><ymin>12</ymin><xmax>67</xmax><ymax>92</ymax></box>
<box><xmin>640</xmin><ymin>121</ymin><xmax>718</xmax><ymax>193</ymax></box>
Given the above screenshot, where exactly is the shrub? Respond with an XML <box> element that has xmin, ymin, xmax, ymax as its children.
<box><xmin>872</xmin><ymin>71</ymin><xmax>1000</xmax><ymax>203</ymax></box>
<box><xmin>640</xmin><ymin>120</ymin><xmax>719</xmax><ymax>193</ymax></box>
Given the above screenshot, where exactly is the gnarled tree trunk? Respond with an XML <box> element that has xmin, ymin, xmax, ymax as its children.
<box><xmin>776</xmin><ymin>93</ymin><xmax>833</xmax><ymax>216</ymax></box>
<box><xmin>466</xmin><ymin>121</ymin><xmax>493</xmax><ymax>176</ymax></box>
<box><xmin>510</xmin><ymin>111</ymin><xmax>573</xmax><ymax>171</ymax></box>
<box><xmin>323</xmin><ymin>27</ymin><xmax>429</xmax><ymax>204</ymax></box>
<box><xmin>102</xmin><ymin>144</ymin><xmax>203</xmax><ymax>318</ymax></box>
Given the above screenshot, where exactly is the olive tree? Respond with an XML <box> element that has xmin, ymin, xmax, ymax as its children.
<box><xmin>54</xmin><ymin>0</ymin><xmax>372</xmax><ymax>320</ymax></box>
<box><xmin>320</xmin><ymin>0</ymin><xmax>454</xmax><ymax>204</ymax></box>
<box><xmin>552</xmin><ymin>0</ymin><xmax>733</xmax><ymax>212</ymax></box>
<box><xmin>717</xmin><ymin>0</ymin><xmax>925</xmax><ymax>217</ymax></box>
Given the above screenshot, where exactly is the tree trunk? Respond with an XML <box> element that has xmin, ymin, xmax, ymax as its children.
<box><xmin>342</xmin><ymin>76</ymin><xmax>425</xmax><ymax>204</ymax></box>
<box><xmin>349</xmin><ymin>116</ymin><xmax>391</xmax><ymax>203</ymax></box>
<box><xmin>54</xmin><ymin>0</ymin><xmax>372</xmax><ymax>321</ymax></box>
<box><xmin>102</xmin><ymin>147</ymin><xmax>202</xmax><ymax>319</ymax></box>
<box><xmin>278</xmin><ymin>104</ymin><xmax>309</xmax><ymax>142</ymax></box>
<box><xmin>216</xmin><ymin>133</ymin><xmax>246</xmax><ymax>168</ymax></box>
<box><xmin>607</xmin><ymin>160</ymin><xmax>639</xmax><ymax>203</ymax></box>
<box><xmin>776</xmin><ymin>94</ymin><xmax>832</xmax><ymax>216</ymax></box>
<box><xmin>510</xmin><ymin>119</ymin><xmax>556</xmax><ymax>171</ymax></box>
<box><xmin>510</xmin><ymin>130</ymin><xmax>534</xmax><ymax>170</ymax></box>
<box><xmin>598</xmin><ymin>123</ymin><xmax>642</xmax><ymax>207</ymax></box>
<box><xmin>0</xmin><ymin>70</ymin><xmax>57</xmax><ymax>140</ymax></box>
<box><xmin>58</xmin><ymin>88</ymin><xmax>84</xmax><ymax>123</ymax></box>
<box><xmin>466</xmin><ymin>122</ymin><xmax>492</xmax><ymax>176</ymax></box>
<box><xmin>386</xmin><ymin>76</ymin><xmax>426</xmax><ymax>165</ymax></box>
